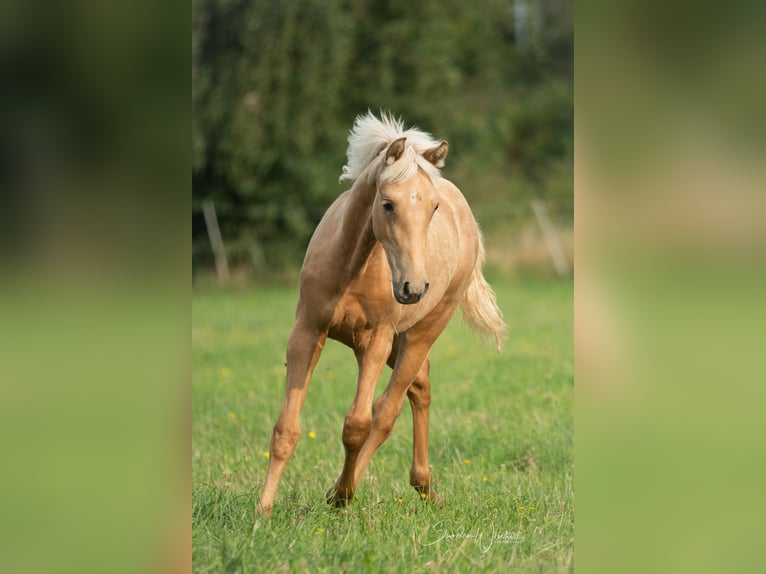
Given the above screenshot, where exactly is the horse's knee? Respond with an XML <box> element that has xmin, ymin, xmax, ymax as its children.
<box><xmin>342</xmin><ymin>413</ymin><xmax>371</xmax><ymax>450</ymax></box>
<box><xmin>271</xmin><ymin>423</ymin><xmax>300</xmax><ymax>460</ymax></box>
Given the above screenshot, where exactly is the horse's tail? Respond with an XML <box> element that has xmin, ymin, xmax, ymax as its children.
<box><xmin>460</xmin><ymin>232</ymin><xmax>508</xmax><ymax>352</ymax></box>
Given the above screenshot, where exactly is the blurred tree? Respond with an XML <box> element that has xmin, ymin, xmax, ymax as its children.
<box><xmin>193</xmin><ymin>0</ymin><xmax>572</xmax><ymax>277</ymax></box>
<box><xmin>193</xmin><ymin>0</ymin><xmax>353</xmax><ymax>272</ymax></box>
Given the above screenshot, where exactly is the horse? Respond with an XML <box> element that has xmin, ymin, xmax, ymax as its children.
<box><xmin>257</xmin><ymin>111</ymin><xmax>507</xmax><ymax>515</ymax></box>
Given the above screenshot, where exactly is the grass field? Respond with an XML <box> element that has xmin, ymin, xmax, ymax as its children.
<box><xmin>192</xmin><ymin>278</ymin><xmax>573</xmax><ymax>573</ymax></box>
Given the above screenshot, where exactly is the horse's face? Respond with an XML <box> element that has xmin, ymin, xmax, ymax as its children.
<box><xmin>373</xmin><ymin>138</ymin><xmax>447</xmax><ymax>305</ymax></box>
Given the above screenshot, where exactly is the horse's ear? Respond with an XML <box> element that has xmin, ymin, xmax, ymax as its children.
<box><xmin>385</xmin><ymin>137</ymin><xmax>407</xmax><ymax>165</ymax></box>
<box><xmin>423</xmin><ymin>141</ymin><xmax>449</xmax><ymax>168</ymax></box>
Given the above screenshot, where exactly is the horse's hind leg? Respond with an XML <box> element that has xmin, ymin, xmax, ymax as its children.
<box><xmin>327</xmin><ymin>329</ymin><xmax>393</xmax><ymax>507</ymax></box>
<box><xmin>376</xmin><ymin>340</ymin><xmax>444</xmax><ymax>506</ymax></box>
<box><xmin>350</xmin><ymin>326</ymin><xmax>446</xmax><ymax>494</ymax></box>
<box><xmin>257</xmin><ymin>319</ymin><xmax>327</xmax><ymax>516</ymax></box>
<box><xmin>406</xmin><ymin>359</ymin><xmax>444</xmax><ymax>506</ymax></box>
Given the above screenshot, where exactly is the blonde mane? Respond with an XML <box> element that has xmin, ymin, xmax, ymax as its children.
<box><xmin>339</xmin><ymin>111</ymin><xmax>442</xmax><ymax>186</ymax></box>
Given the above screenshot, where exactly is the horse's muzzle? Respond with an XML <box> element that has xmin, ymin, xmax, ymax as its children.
<box><xmin>395</xmin><ymin>281</ymin><xmax>429</xmax><ymax>305</ymax></box>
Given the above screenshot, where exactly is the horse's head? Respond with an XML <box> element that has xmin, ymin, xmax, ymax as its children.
<box><xmin>372</xmin><ymin>137</ymin><xmax>449</xmax><ymax>305</ymax></box>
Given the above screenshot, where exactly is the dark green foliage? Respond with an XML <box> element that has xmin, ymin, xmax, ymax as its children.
<box><xmin>193</xmin><ymin>1</ymin><xmax>572</xmax><ymax>275</ymax></box>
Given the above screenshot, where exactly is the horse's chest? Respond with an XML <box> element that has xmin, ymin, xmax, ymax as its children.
<box><xmin>334</xmin><ymin>279</ymin><xmax>396</xmax><ymax>330</ymax></box>
<box><xmin>329</xmin><ymin>254</ymin><xmax>398</xmax><ymax>337</ymax></box>
<box><xmin>327</xmin><ymin>239</ymin><xmax>455</xmax><ymax>341</ymax></box>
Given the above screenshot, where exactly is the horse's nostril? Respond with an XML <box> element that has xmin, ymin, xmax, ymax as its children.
<box><xmin>423</xmin><ymin>282</ymin><xmax>430</xmax><ymax>295</ymax></box>
<box><xmin>402</xmin><ymin>282</ymin><xmax>411</xmax><ymax>297</ymax></box>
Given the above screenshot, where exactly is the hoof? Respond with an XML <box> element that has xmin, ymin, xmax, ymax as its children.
<box><xmin>427</xmin><ymin>492</ymin><xmax>446</xmax><ymax>508</ymax></box>
<box><xmin>325</xmin><ymin>487</ymin><xmax>354</xmax><ymax>508</ymax></box>
<box><xmin>414</xmin><ymin>487</ymin><xmax>445</xmax><ymax>508</ymax></box>
<box><xmin>255</xmin><ymin>502</ymin><xmax>273</xmax><ymax>517</ymax></box>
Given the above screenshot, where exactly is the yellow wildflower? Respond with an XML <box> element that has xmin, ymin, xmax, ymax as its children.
<box><xmin>263</xmin><ymin>452</ymin><xmax>270</xmax><ymax>459</ymax></box>
<box><xmin>463</xmin><ymin>459</ymin><xmax>470</xmax><ymax>465</ymax></box>
<box><xmin>308</xmin><ymin>431</ymin><xmax>316</xmax><ymax>439</ymax></box>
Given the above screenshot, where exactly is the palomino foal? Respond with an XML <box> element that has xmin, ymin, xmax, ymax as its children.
<box><xmin>257</xmin><ymin>112</ymin><xmax>506</xmax><ymax>515</ymax></box>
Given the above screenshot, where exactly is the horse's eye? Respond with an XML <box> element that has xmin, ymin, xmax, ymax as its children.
<box><xmin>383</xmin><ymin>201</ymin><xmax>395</xmax><ymax>213</ymax></box>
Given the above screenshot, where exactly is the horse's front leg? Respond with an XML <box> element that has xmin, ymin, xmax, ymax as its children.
<box><xmin>327</xmin><ymin>328</ymin><xmax>393</xmax><ymax>507</ymax></box>
<box><xmin>257</xmin><ymin>319</ymin><xmax>327</xmax><ymax>516</ymax></box>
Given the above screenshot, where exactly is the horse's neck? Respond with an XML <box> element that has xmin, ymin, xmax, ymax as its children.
<box><xmin>337</xmin><ymin>175</ymin><xmax>377</xmax><ymax>276</ymax></box>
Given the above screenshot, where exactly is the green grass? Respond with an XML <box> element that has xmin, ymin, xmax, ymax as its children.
<box><xmin>192</xmin><ymin>279</ymin><xmax>573</xmax><ymax>573</ymax></box>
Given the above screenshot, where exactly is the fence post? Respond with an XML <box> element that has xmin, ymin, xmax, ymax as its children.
<box><xmin>201</xmin><ymin>199</ymin><xmax>230</xmax><ymax>284</ymax></box>
<box><xmin>531</xmin><ymin>198</ymin><xmax>570</xmax><ymax>278</ymax></box>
